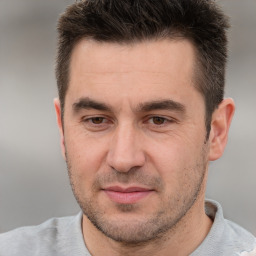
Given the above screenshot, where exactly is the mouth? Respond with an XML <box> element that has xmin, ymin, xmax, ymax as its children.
<box><xmin>102</xmin><ymin>186</ymin><xmax>154</xmax><ymax>204</ymax></box>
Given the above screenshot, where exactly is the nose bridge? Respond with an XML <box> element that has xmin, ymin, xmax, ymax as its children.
<box><xmin>107</xmin><ymin>121</ymin><xmax>145</xmax><ymax>172</ymax></box>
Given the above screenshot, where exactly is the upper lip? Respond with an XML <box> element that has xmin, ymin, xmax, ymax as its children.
<box><xmin>103</xmin><ymin>186</ymin><xmax>153</xmax><ymax>193</ymax></box>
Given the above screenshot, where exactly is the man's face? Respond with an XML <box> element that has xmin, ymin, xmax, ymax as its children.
<box><xmin>60</xmin><ymin>39</ymin><xmax>210</xmax><ymax>243</ymax></box>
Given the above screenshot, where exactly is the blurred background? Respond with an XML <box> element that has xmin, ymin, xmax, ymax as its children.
<box><xmin>0</xmin><ymin>0</ymin><xmax>255</xmax><ymax>235</ymax></box>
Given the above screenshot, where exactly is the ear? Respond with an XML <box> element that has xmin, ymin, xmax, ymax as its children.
<box><xmin>54</xmin><ymin>98</ymin><xmax>66</xmax><ymax>160</ymax></box>
<box><xmin>208</xmin><ymin>98</ymin><xmax>235</xmax><ymax>161</ymax></box>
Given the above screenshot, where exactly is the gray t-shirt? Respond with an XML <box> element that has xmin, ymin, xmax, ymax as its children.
<box><xmin>0</xmin><ymin>200</ymin><xmax>255</xmax><ymax>256</ymax></box>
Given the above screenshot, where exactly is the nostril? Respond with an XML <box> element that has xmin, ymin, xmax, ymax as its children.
<box><xmin>107</xmin><ymin>151</ymin><xmax>146</xmax><ymax>173</ymax></box>
<box><xmin>106</xmin><ymin>126</ymin><xmax>146</xmax><ymax>172</ymax></box>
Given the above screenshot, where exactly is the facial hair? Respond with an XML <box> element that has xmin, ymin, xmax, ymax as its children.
<box><xmin>66</xmin><ymin>146</ymin><xmax>208</xmax><ymax>245</ymax></box>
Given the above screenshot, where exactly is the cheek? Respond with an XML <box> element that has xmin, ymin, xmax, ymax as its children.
<box><xmin>64</xmin><ymin>129</ymin><xmax>109</xmax><ymax>178</ymax></box>
<box><xmin>147</xmin><ymin>134</ymin><xmax>204</xmax><ymax>184</ymax></box>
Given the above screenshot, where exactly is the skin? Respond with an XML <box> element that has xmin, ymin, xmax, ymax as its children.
<box><xmin>54</xmin><ymin>39</ymin><xmax>235</xmax><ymax>256</ymax></box>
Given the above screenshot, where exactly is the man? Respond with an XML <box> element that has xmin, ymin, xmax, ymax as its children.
<box><xmin>0</xmin><ymin>0</ymin><xmax>255</xmax><ymax>255</ymax></box>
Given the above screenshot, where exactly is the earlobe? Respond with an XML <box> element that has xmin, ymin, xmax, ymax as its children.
<box><xmin>54</xmin><ymin>98</ymin><xmax>66</xmax><ymax>160</ymax></box>
<box><xmin>208</xmin><ymin>98</ymin><xmax>235</xmax><ymax>161</ymax></box>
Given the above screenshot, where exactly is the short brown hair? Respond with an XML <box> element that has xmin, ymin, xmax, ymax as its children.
<box><xmin>56</xmin><ymin>0</ymin><xmax>229</xmax><ymax>137</ymax></box>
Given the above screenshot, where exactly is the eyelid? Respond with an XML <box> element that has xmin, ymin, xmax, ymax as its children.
<box><xmin>81</xmin><ymin>115</ymin><xmax>113</xmax><ymax>125</ymax></box>
<box><xmin>81</xmin><ymin>114</ymin><xmax>177</xmax><ymax>129</ymax></box>
<box><xmin>146</xmin><ymin>115</ymin><xmax>176</xmax><ymax>124</ymax></box>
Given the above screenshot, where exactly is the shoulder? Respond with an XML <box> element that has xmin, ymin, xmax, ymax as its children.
<box><xmin>192</xmin><ymin>200</ymin><xmax>256</xmax><ymax>256</ymax></box>
<box><xmin>0</xmin><ymin>214</ymin><xmax>82</xmax><ymax>256</ymax></box>
<box><xmin>223</xmin><ymin>219</ymin><xmax>256</xmax><ymax>254</ymax></box>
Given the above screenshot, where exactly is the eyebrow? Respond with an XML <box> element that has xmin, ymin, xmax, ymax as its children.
<box><xmin>137</xmin><ymin>99</ymin><xmax>186</xmax><ymax>113</ymax></box>
<box><xmin>72</xmin><ymin>97</ymin><xmax>185</xmax><ymax>114</ymax></box>
<box><xmin>73</xmin><ymin>97</ymin><xmax>112</xmax><ymax>113</ymax></box>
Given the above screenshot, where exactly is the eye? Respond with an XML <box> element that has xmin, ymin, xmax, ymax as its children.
<box><xmin>81</xmin><ymin>116</ymin><xmax>113</xmax><ymax>131</ymax></box>
<box><xmin>145</xmin><ymin>115</ymin><xmax>177</xmax><ymax>130</ymax></box>
<box><xmin>151</xmin><ymin>116</ymin><xmax>166</xmax><ymax>125</ymax></box>
<box><xmin>90</xmin><ymin>117</ymin><xmax>105</xmax><ymax>124</ymax></box>
<box><xmin>82</xmin><ymin>116</ymin><xmax>110</xmax><ymax>127</ymax></box>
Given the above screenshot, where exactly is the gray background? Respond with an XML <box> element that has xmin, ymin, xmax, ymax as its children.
<box><xmin>0</xmin><ymin>0</ymin><xmax>255</xmax><ymax>235</ymax></box>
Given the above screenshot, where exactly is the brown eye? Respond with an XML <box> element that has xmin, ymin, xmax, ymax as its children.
<box><xmin>152</xmin><ymin>116</ymin><xmax>165</xmax><ymax>125</ymax></box>
<box><xmin>91</xmin><ymin>117</ymin><xmax>104</xmax><ymax>124</ymax></box>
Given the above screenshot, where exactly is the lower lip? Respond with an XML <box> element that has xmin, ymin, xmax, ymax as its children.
<box><xmin>104</xmin><ymin>190</ymin><xmax>153</xmax><ymax>204</ymax></box>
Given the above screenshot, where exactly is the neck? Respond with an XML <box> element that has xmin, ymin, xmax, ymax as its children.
<box><xmin>82</xmin><ymin>193</ymin><xmax>212</xmax><ymax>256</ymax></box>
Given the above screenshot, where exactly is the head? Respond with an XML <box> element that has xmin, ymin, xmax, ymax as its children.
<box><xmin>54</xmin><ymin>0</ymin><xmax>235</xmax><ymax>248</ymax></box>
<box><xmin>56</xmin><ymin>0</ymin><xmax>230</xmax><ymax>137</ymax></box>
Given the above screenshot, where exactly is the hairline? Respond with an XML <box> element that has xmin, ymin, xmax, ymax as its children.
<box><xmin>60</xmin><ymin>36</ymin><xmax>212</xmax><ymax>139</ymax></box>
<box><xmin>61</xmin><ymin>36</ymin><xmax>206</xmax><ymax>110</ymax></box>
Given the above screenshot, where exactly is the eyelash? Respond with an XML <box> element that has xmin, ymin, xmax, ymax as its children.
<box><xmin>147</xmin><ymin>116</ymin><xmax>173</xmax><ymax>126</ymax></box>
<box><xmin>81</xmin><ymin>115</ymin><xmax>175</xmax><ymax>130</ymax></box>
<box><xmin>82</xmin><ymin>116</ymin><xmax>110</xmax><ymax>126</ymax></box>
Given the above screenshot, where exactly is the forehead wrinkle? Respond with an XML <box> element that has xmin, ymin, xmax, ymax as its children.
<box><xmin>73</xmin><ymin>71</ymin><xmax>173</xmax><ymax>77</ymax></box>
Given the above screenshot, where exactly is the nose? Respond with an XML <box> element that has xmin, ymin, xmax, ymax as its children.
<box><xmin>106</xmin><ymin>123</ymin><xmax>146</xmax><ymax>173</ymax></box>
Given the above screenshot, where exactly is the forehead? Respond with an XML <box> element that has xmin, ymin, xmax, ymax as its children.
<box><xmin>67</xmin><ymin>39</ymin><xmax>201</xmax><ymax>110</ymax></box>
<box><xmin>70</xmin><ymin>38</ymin><xmax>196</xmax><ymax>74</ymax></box>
